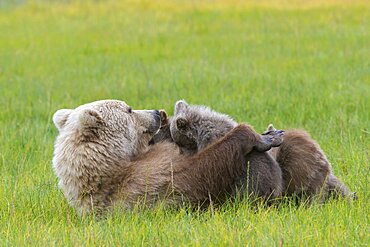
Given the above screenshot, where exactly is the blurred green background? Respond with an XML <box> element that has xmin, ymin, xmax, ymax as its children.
<box><xmin>0</xmin><ymin>0</ymin><xmax>369</xmax><ymax>245</ymax></box>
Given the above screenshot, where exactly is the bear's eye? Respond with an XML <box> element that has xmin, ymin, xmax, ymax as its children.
<box><xmin>127</xmin><ymin>107</ymin><xmax>133</xmax><ymax>114</ymax></box>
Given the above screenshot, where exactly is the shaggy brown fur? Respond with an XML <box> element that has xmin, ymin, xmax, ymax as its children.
<box><xmin>268</xmin><ymin>128</ymin><xmax>353</xmax><ymax>200</ymax></box>
<box><xmin>125</xmin><ymin>124</ymin><xmax>276</xmax><ymax>207</ymax></box>
<box><xmin>152</xmin><ymin>100</ymin><xmax>354</xmax><ymax>203</ymax></box>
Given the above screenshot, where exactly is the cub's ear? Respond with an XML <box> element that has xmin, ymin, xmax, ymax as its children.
<box><xmin>78</xmin><ymin>109</ymin><xmax>102</xmax><ymax>127</ymax></box>
<box><xmin>176</xmin><ymin>117</ymin><xmax>188</xmax><ymax>130</ymax></box>
<box><xmin>53</xmin><ymin>109</ymin><xmax>73</xmax><ymax>131</ymax></box>
<box><xmin>159</xmin><ymin>110</ymin><xmax>169</xmax><ymax>125</ymax></box>
<box><xmin>174</xmin><ymin>100</ymin><xmax>189</xmax><ymax>115</ymax></box>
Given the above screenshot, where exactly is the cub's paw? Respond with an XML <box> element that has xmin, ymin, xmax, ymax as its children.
<box><xmin>262</xmin><ymin>124</ymin><xmax>284</xmax><ymax>147</ymax></box>
<box><xmin>255</xmin><ymin>124</ymin><xmax>284</xmax><ymax>152</ymax></box>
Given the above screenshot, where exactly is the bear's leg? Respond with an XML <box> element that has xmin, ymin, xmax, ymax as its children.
<box><xmin>243</xmin><ymin>151</ymin><xmax>283</xmax><ymax>201</ymax></box>
<box><xmin>326</xmin><ymin>174</ymin><xmax>355</xmax><ymax>200</ymax></box>
<box><xmin>173</xmin><ymin>124</ymin><xmax>284</xmax><ymax>204</ymax></box>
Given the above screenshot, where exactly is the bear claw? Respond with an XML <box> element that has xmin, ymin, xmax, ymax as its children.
<box><xmin>256</xmin><ymin>129</ymin><xmax>285</xmax><ymax>152</ymax></box>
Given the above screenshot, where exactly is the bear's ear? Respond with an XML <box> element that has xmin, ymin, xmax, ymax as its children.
<box><xmin>176</xmin><ymin>117</ymin><xmax>189</xmax><ymax>131</ymax></box>
<box><xmin>174</xmin><ymin>100</ymin><xmax>189</xmax><ymax>115</ymax></box>
<box><xmin>159</xmin><ymin>110</ymin><xmax>169</xmax><ymax>126</ymax></box>
<box><xmin>53</xmin><ymin>109</ymin><xmax>73</xmax><ymax>131</ymax></box>
<box><xmin>78</xmin><ymin>109</ymin><xmax>102</xmax><ymax>128</ymax></box>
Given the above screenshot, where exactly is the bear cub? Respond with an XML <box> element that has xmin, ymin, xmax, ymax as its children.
<box><xmin>153</xmin><ymin>100</ymin><xmax>284</xmax><ymax>201</ymax></box>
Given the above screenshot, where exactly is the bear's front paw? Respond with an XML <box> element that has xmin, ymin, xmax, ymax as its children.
<box><xmin>255</xmin><ymin>128</ymin><xmax>285</xmax><ymax>152</ymax></box>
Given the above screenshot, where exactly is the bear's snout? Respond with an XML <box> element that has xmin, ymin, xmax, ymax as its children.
<box><xmin>152</xmin><ymin>110</ymin><xmax>161</xmax><ymax>124</ymax></box>
<box><xmin>153</xmin><ymin>109</ymin><xmax>160</xmax><ymax>116</ymax></box>
<box><xmin>146</xmin><ymin>110</ymin><xmax>161</xmax><ymax>134</ymax></box>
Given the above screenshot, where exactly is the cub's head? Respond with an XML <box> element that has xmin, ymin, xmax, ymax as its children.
<box><xmin>170</xmin><ymin>100</ymin><xmax>237</xmax><ymax>153</ymax></box>
<box><xmin>53</xmin><ymin>100</ymin><xmax>161</xmax><ymax>161</ymax></box>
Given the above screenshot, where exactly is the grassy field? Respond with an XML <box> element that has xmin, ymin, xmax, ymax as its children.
<box><xmin>0</xmin><ymin>0</ymin><xmax>369</xmax><ymax>245</ymax></box>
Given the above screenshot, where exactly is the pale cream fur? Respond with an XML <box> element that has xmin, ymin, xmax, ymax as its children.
<box><xmin>52</xmin><ymin>100</ymin><xmax>163</xmax><ymax>215</ymax></box>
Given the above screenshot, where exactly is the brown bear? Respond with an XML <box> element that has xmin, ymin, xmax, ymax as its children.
<box><xmin>152</xmin><ymin>100</ymin><xmax>353</xmax><ymax>202</ymax></box>
<box><xmin>52</xmin><ymin>99</ymin><xmax>284</xmax><ymax>215</ymax></box>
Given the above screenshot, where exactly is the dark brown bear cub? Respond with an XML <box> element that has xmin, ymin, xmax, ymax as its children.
<box><xmin>153</xmin><ymin>101</ymin><xmax>284</xmax><ymax>201</ymax></box>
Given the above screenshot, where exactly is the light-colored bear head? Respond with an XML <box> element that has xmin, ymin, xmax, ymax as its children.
<box><xmin>170</xmin><ymin>100</ymin><xmax>237</xmax><ymax>153</ymax></box>
<box><xmin>52</xmin><ymin>99</ymin><xmax>161</xmax><ymax>211</ymax></box>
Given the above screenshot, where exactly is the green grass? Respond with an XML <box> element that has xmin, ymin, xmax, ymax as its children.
<box><xmin>0</xmin><ymin>0</ymin><xmax>369</xmax><ymax>245</ymax></box>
